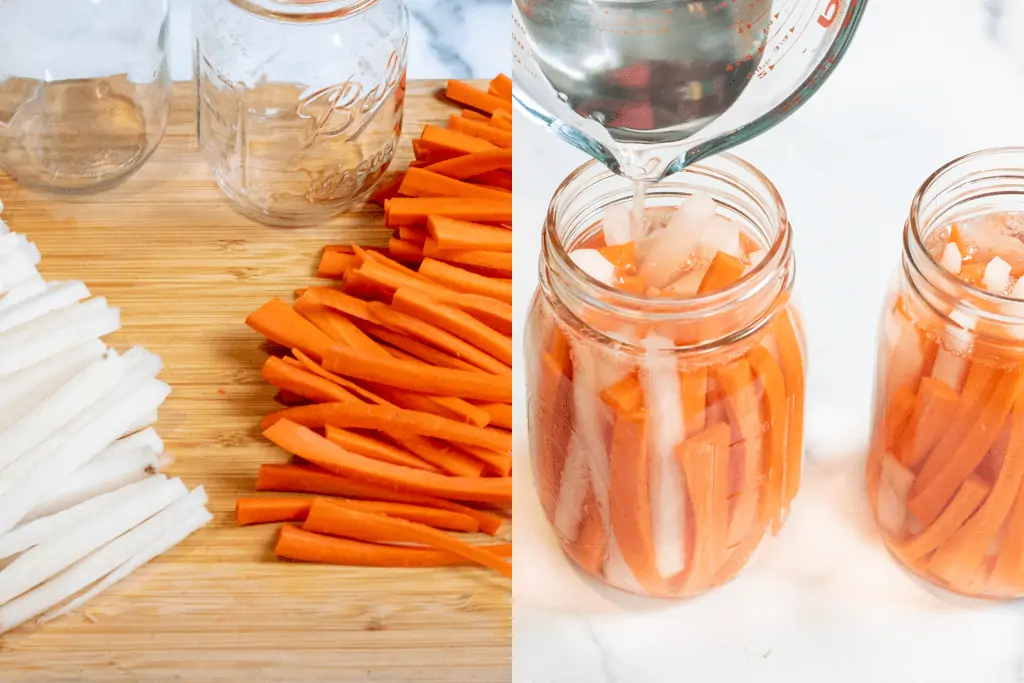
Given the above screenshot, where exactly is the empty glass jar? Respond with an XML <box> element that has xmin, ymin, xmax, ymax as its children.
<box><xmin>0</xmin><ymin>0</ymin><xmax>172</xmax><ymax>193</ymax></box>
<box><xmin>195</xmin><ymin>0</ymin><xmax>409</xmax><ymax>227</ymax></box>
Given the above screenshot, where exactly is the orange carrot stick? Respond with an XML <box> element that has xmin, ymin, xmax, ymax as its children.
<box><xmin>386</xmin><ymin>238</ymin><xmax>425</xmax><ymax>262</ymax></box>
<box><xmin>448</xmin><ymin>116</ymin><xmax>512</xmax><ymax>148</ymax></box>
<box><xmin>426</xmin><ymin>216</ymin><xmax>513</xmax><ymax>252</ymax></box>
<box><xmin>262</xmin><ymin>356</ymin><xmax>357</xmax><ymax>405</ymax></box>
<box><xmin>302</xmin><ymin>499</ymin><xmax>511</xmax><ymax>576</ymax></box>
<box><xmin>698</xmin><ymin>252</ymin><xmax>745</xmax><ymax>294</ymax></box>
<box><xmin>609</xmin><ymin>411</ymin><xmax>660</xmax><ymax>591</ymax></box>
<box><xmin>425</xmin><ymin>149</ymin><xmax>512</xmax><ymax>179</ymax></box>
<box><xmin>325</xmin><ymin>426</ymin><xmax>440</xmax><ymax>472</ymax></box>
<box><xmin>246</xmin><ymin>298</ymin><xmax>334</xmax><ymax>362</ymax></box>
<box><xmin>391</xmin><ymin>434</ymin><xmax>485</xmax><ymax>477</ymax></box>
<box><xmin>489</xmin><ymin>114</ymin><xmax>512</xmax><ymax>132</ymax></box>
<box><xmin>898</xmin><ymin>377</ymin><xmax>960</xmax><ymax>468</ymax></box>
<box><xmin>900</xmin><ymin>476</ymin><xmax>990</xmax><ymax>559</ymax></box>
<box><xmin>419</xmin><ymin>258</ymin><xmax>513</xmax><ymax>304</ymax></box>
<box><xmin>489</xmin><ymin>74</ymin><xmax>512</xmax><ymax>102</ymax></box>
<box><xmin>275</xmin><ymin>524</ymin><xmax>510</xmax><ymax>567</ymax></box>
<box><xmin>987</xmin><ymin>481</ymin><xmax>1024</xmax><ymax>592</ymax></box>
<box><xmin>265</xmin><ymin>420</ymin><xmax>512</xmax><ymax>504</ymax></box>
<box><xmin>292</xmin><ymin>299</ymin><xmax>390</xmax><ymax>359</ymax></box>
<box><xmin>474</xmin><ymin>402</ymin><xmax>512</xmax><ymax>430</ymax></box>
<box><xmin>390</xmin><ymin>287</ymin><xmax>512</xmax><ymax>367</ymax></box>
<box><xmin>290</xmin><ymin>350</ymin><xmax>393</xmax><ymax>407</ymax></box>
<box><xmin>399</xmin><ymin>167</ymin><xmax>510</xmax><ymax>201</ymax></box>
<box><xmin>715</xmin><ymin>358</ymin><xmax>764</xmax><ymax>546</ymax></box>
<box><xmin>421</xmin><ymin>124</ymin><xmax>497</xmax><ymax>154</ymax></box>
<box><xmin>680</xmin><ymin>368</ymin><xmax>708</xmax><ymax>436</ymax></box>
<box><xmin>256</xmin><ymin>464</ymin><xmax>504</xmax><ymax>535</ymax></box>
<box><xmin>237</xmin><ymin>496</ymin><xmax>481</xmax><ymax>532</ymax></box>
<box><xmin>600</xmin><ymin>374</ymin><xmax>643</xmax><ymax>414</ymax></box>
<box><xmin>460</xmin><ymin>108</ymin><xmax>490</xmax><ymax>122</ymax></box>
<box><xmin>565</xmin><ymin>489</ymin><xmax>607</xmax><ymax>575</ymax></box>
<box><xmin>445</xmin><ymin>79</ymin><xmax>512</xmax><ymax>115</ymax></box>
<box><xmin>677</xmin><ymin>422</ymin><xmax>731</xmax><ymax>590</ymax></box>
<box><xmin>300</xmin><ymin>287</ymin><xmax>374</xmax><ymax>323</ymax></box>
<box><xmin>747</xmin><ymin>345</ymin><xmax>788</xmax><ymax>533</ymax></box>
<box><xmin>398</xmin><ymin>226</ymin><xmax>429</xmax><ymax>243</ymax></box>
<box><xmin>323</xmin><ymin>345</ymin><xmax>512</xmax><ymax>402</ymax></box>
<box><xmin>468</xmin><ymin>170</ymin><xmax>512</xmax><ymax>191</ymax></box>
<box><xmin>371</xmin><ymin>173</ymin><xmax>407</xmax><ymax>205</ymax></box>
<box><xmin>422</xmin><ymin>239</ymin><xmax>513</xmax><ymax>274</ymax></box>
<box><xmin>385</xmin><ymin>198</ymin><xmax>512</xmax><ymax>227</ymax></box>
<box><xmin>262</xmin><ymin>402</ymin><xmax>512</xmax><ymax>454</ymax></box>
<box><xmin>360</xmin><ymin>322</ymin><xmax>480</xmax><ymax>372</ymax></box>
<box><xmin>452</xmin><ymin>442</ymin><xmax>513</xmax><ymax>478</ymax></box>
<box><xmin>773</xmin><ymin>309</ymin><xmax>805</xmax><ymax>515</ymax></box>
<box><xmin>317</xmin><ymin>251</ymin><xmax>362</xmax><ymax>279</ymax></box>
<box><xmin>237</xmin><ymin>497</ymin><xmax>312</xmax><ymax>525</ymax></box>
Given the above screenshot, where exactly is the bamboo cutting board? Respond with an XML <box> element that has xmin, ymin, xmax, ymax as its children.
<box><xmin>0</xmin><ymin>80</ymin><xmax>511</xmax><ymax>683</ymax></box>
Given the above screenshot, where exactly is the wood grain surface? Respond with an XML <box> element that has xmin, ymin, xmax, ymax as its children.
<box><xmin>0</xmin><ymin>80</ymin><xmax>511</xmax><ymax>683</ymax></box>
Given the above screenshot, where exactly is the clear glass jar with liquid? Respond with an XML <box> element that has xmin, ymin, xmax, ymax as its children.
<box><xmin>195</xmin><ymin>0</ymin><xmax>409</xmax><ymax>227</ymax></box>
<box><xmin>0</xmin><ymin>0</ymin><xmax>172</xmax><ymax>193</ymax></box>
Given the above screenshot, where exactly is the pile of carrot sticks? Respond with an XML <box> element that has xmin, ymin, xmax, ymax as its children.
<box><xmin>238</xmin><ymin>77</ymin><xmax>512</xmax><ymax>578</ymax></box>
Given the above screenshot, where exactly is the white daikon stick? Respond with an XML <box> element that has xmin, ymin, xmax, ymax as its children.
<box><xmin>641</xmin><ymin>334</ymin><xmax>688</xmax><ymax>578</ymax></box>
<box><xmin>983</xmin><ymin>256</ymin><xmax>1012</xmax><ymax>294</ymax></box>
<box><xmin>0</xmin><ymin>350</ymin><xmax>126</xmax><ymax>473</ymax></box>
<box><xmin>0</xmin><ymin>281</ymin><xmax>91</xmax><ymax>333</ymax></box>
<box><xmin>602</xmin><ymin>204</ymin><xmax>633</xmax><ymax>247</ymax></box>
<box><xmin>697</xmin><ymin>216</ymin><xmax>743</xmax><ymax>260</ymax></box>
<box><xmin>0</xmin><ymin>379</ymin><xmax>171</xmax><ymax>538</ymax></box>
<box><xmin>0</xmin><ymin>274</ymin><xmax>46</xmax><ymax>312</ymax></box>
<box><xmin>553</xmin><ymin>437</ymin><xmax>591</xmax><ymax>544</ymax></box>
<box><xmin>0</xmin><ymin>232</ymin><xmax>25</xmax><ymax>257</ymax></box>
<box><xmin>940</xmin><ymin>242</ymin><xmax>962</xmax><ymax>274</ymax></box>
<box><xmin>0</xmin><ymin>302</ymin><xmax>120</xmax><ymax>377</ymax></box>
<box><xmin>569</xmin><ymin>249</ymin><xmax>616</xmax><ymax>286</ymax></box>
<box><xmin>877</xmin><ymin>453</ymin><xmax>915</xmax><ymax>539</ymax></box>
<box><xmin>94</xmin><ymin>428</ymin><xmax>164</xmax><ymax>461</ymax></box>
<box><xmin>120</xmin><ymin>410</ymin><xmax>158</xmax><ymax>438</ymax></box>
<box><xmin>22</xmin><ymin>448</ymin><xmax>161</xmax><ymax>523</ymax></box>
<box><xmin>932</xmin><ymin>347</ymin><xmax>968</xmax><ymax>392</ymax></box>
<box><xmin>0</xmin><ymin>246</ymin><xmax>40</xmax><ymax>292</ymax></box>
<box><xmin>0</xmin><ymin>476</ymin><xmax>187</xmax><ymax>609</ymax></box>
<box><xmin>0</xmin><ymin>474</ymin><xmax>168</xmax><ymax>560</ymax></box>
<box><xmin>0</xmin><ymin>339</ymin><xmax>107</xmax><ymax>432</ymax></box>
<box><xmin>570</xmin><ymin>342</ymin><xmax>613</xmax><ymax>524</ymax></box>
<box><xmin>0</xmin><ymin>297</ymin><xmax>110</xmax><ymax>348</ymax></box>
<box><xmin>37</xmin><ymin>493</ymin><xmax>211</xmax><ymax>627</ymax></box>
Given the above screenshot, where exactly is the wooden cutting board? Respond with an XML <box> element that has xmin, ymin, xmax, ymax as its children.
<box><xmin>0</xmin><ymin>80</ymin><xmax>511</xmax><ymax>683</ymax></box>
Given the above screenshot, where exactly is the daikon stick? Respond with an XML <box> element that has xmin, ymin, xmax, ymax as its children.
<box><xmin>0</xmin><ymin>247</ymin><xmax>39</xmax><ymax>293</ymax></box>
<box><xmin>570</xmin><ymin>342</ymin><xmax>613</xmax><ymax>524</ymax></box>
<box><xmin>0</xmin><ymin>304</ymin><xmax>120</xmax><ymax>377</ymax></box>
<box><xmin>1012</xmin><ymin>277</ymin><xmax>1024</xmax><ymax>300</ymax></box>
<box><xmin>120</xmin><ymin>410</ymin><xmax>158</xmax><ymax>438</ymax></box>
<box><xmin>0</xmin><ymin>474</ymin><xmax>168</xmax><ymax>560</ymax></box>
<box><xmin>697</xmin><ymin>216</ymin><xmax>743</xmax><ymax>260</ymax></box>
<box><xmin>94</xmin><ymin>428</ymin><xmax>164</xmax><ymax>461</ymax></box>
<box><xmin>0</xmin><ymin>232</ymin><xmax>26</xmax><ymax>257</ymax></box>
<box><xmin>22</xmin><ymin>448</ymin><xmax>161</xmax><ymax>523</ymax></box>
<box><xmin>569</xmin><ymin>249</ymin><xmax>616</xmax><ymax>285</ymax></box>
<box><xmin>0</xmin><ymin>297</ymin><xmax>110</xmax><ymax>348</ymax></box>
<box><xmin>940</xmin><ymin>242</ymin><xmax>962</xmax><ymax>274</ymax></box>
<box><xmin>602</xmin><ymin>204</ymin><xmax>633</xmax><ymax>247</ymax></box>
<box><xmin>877</xmin><ymin>452</ymin><xmax>915</xmax><ymax>538</ymax></box>
<box><xmin>37</xmin><ymin>494</ymin><xmax>211</xmax><ymax>627</ymax></box>
<box><xmin>0</xmin><ymin>476</ymin><xmax>188</xmax><ymax>610</ymax></box>
<box><xmin>0</xmin><ymin>275</ymin><xmax>45</xmax><ymax>312</ymax></box>
<box><xmin>641</xmin><ymin>334</ymin><xmax>687</xmax><ymax>578</ymax></box>
<box><xmin>0</xmin><ymin>379</ymin><xmax>171</xmax><ymax>538</ymax></box>
<box><xmin>0</xmin><ymin>281</ymin><xmax>91</xmax><ymax>333</ymax></box>
<box><xmin>0</xmin><ymin>339</ymin><xmax>106</xmax><ymax>432</ymax></box>
<box><xmin>0</xmin><ymin>350</ymin><xmax>126</xmax><ymax>473</ymax></box>
<box><xmin>983</xmin><ymin>256</ymin><xmax>1012</xmax><ymax>294</ymax></box>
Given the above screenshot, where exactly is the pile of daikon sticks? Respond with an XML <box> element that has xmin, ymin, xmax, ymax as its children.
<box><xmin>0</xmin><ymin>202</ymin><xmax>210</xmax><ymax>635</ymax></box>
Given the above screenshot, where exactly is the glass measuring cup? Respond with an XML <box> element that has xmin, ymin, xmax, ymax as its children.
<box><xmin>512</xmin><ymin>0</ymin><xmax>868</xmax><ymax>181</ymax></box>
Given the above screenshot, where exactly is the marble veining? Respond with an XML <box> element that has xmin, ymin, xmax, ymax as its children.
<box><xmin>513</xmin><ymin>1</ymin><xmax>1024</xmax><ymax>681</ymax></box>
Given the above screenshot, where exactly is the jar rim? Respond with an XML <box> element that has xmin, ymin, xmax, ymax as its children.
<box><xmin>228</xmin><ymin>0</ymin><xmax>379</xmax><ymax>22</ymax></box>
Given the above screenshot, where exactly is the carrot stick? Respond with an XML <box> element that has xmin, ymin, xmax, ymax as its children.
<box><xmin>677</xmin><ymin>422</ymin><xmax>731</xmax><ymax>590</ymax></box>
<box><xmin>290</xmin><ymin>350</ymin><xmax>393</xmax><ymax>407</ymax></box>
<box><xmin>262</xmin><ymin>402</ymin><xmax>512</xmax><ymax>454</ymax></box>
<box><xmin>398</xmin><ymin>226</ymin><xmax>429</xmax><ymax>243</ymax></box>
<box><xmin>419</xmin><ymin>258</ymin><xmax>513</xmax><ymax>304</ymax></box>
<box><xmin>390</xmin><ymin>288</ymin><xmax>512</xmax><ymax>367</ymax></box>
<box><xmin>256</xmin><ymin>464</ymin><xmax>504</xmax><ymax>535</ymax></box>
<box><xmin>302</xmin><ymin>499</ymin><xmax>511</xmax><ymax>576</ymax></box>
<box><xmin>276</xmin><ymin>389</ymin><xmax>311</xmax><ymax>406</ymax></box>
<box><xmin>680</xmin><ymin>368</ymin><xmax>708</xmax><ymax>436</ymax></box>
<box><xmin>275</xmin><ymin>524</ymin><xmax>510</xmax><ymax>567</ymax></box>
<box><xmin>412</xmin><ymin>139</ymin><xmax>465</xmax><ymax>163</ymax></box>
<box><xmin>715</xmin><ymin>358</ymin><xmax>764</xmax><ymax>546</ymax></box>
<box><xmin>371</xmin><ymin>173</ymin><xmax>407</xmax><ymax>205</ymax></box>
<box><xmin>489</xmin><ymin>74</ymin><xmax>512</xmax><ymax>102</ymax></box>
<box><xmin>565</xmin><ymin>488</ymin><xmax>606</xmax><ymax>575</ymax></box>
<box><xmin>908</xmin><ymin>369</ymin><xmax>1022</xmax><ymax>525</ymax></box>
<box><xmin>266</xmin><ymin>420</ymin><xmax>512</xmax><ymax>504</ymax></box>
<box><xmin>460</xmin><ymin>108</ymin><xmax>490</xmax><ymax>122</ymax></box>
<box><xmin>246</xmin><ymin>298</ymin><xmax>334</xmax><ymax>362</ymax></box>
<box><xmin>446</xmin><ymin>80</ymin><xmax>512</xmax><ymax>115</ymax></box>
<box><xmin>426</xmin><ymin>216</ymin><xmax>513</xmax><ymax>253</ymax></box>
<box><xmin>343</xmin><ymin>268</ymin><xmax>393</xmax><ymax>301</ymax></box>
<box><xmin>929</xmin><ymin>398</ymin><xmax>1024</xmax><ymax>588</ymax></box>
<box><xmin>899</xmin><ymin>476</ymin><xmax>990</xmax><ymax>559</ymax></box>
<box><xmin>323</xmin><ymin>345</ymin><xmax>512</xmax><ymax>402</ymax></box>
<box><xmin>392</xmin><ymin>434</ymin><xmax>486</xmax><ymax>477</ymax></box>
<box><xmin>698</xmin><ymin>252</ymin><xmax>745</xmax><ymax>294</ymax></box>
<box><xmin>474</xmin><ymin>402</ymin><xmax>512</xmax><ymax>430</ymax></box>
<box><xmin>300</xmin><ymin>287</ymin><xmax>374</xmax><ymax>323</ymax></box>
<box><xmin>262</xmin><ymin>356</ymin><xmax>357</xmax><ymax>405</ymax></box>
<box><xmin>490</xmin><ymin>111</ymin><xmax>512</xmax><ymax>131</ymax></box>
<box><xmin>359</xmin><ymin>322</ymin><xmax>480</xmax><ymax>372</ymax></box>
<box><xmin>367</xmin><ymin>301</ymin><xmax>511</xmax><ymax>376</ymax></box>
<box><xmin>421</xmin><ymin>124</ymin><xmax>497</xmax><ymax>154</ymax></box>
<box><xmin>987</xmin><ymin>479</ymin><xmax>1024</xmax><ymax>592</ymax></box>
<box><xmin>452</xmin><ymin>442</ymin><xmax>513</xmax><ymax>478</ymax></box>
<box><xmin>448</xmin><ymin>116</ymin><xmax>512</xmax><ymax>148</ymax></box>
<box><xmin>422</xmin><ymin>239</ymin><xmax>513</xmax><ymax>274</ymax></box>
<box><xmin>747</xmin><ymin>345</ymin><xmax>788</xmax><ymax>533</ymax></box>
<box><xmin>600</xmin><ymin>374</ymin><xmax>643</xmax><ymax>414</ymax></box>
<box><xmin>468</xmin><ymin>170</ymin><xmax>512</xmax><ymax>191</ymax></box>
<box><xmin>608</xmin><ymin>411</ymin><xmax>660</xmax><ymax>591</ymax></box>
<box><xmin>325</xmin><ymin>426</ymin><xmax>440</xmax><ymax>472</ymax></box>
<box><xmin>898</xmin><ymin>377</ymin><xmax>960</xmax><ymax>468</ymax></box>
<box><xmin>317</xmin><ymin>251</ymin><xmax>362</xmax><ymax>279</ymax></box>
<box><xmin>399</xmin><ymin>167</ymin><xmax>510</xmax><ymax>201</ymax></box>
<box><xmin>425</xmin><ymin>149</ymin><xmax>512</xmax><ymax>179</ymax></box>
<box><xmin>773</xmin><ymin>309</ymin><xmax>805</xmax><ymax>515</ymax></box>
<box><xmin>387</xmin><ymin>238</ymin><xmax>424</xmax><ymax>261</ymax></box>
<box><xmin>386</xmin><ymin>198</ymin><xmax>512</xmax><ymax>226</ymax></box>
<box><xmin>292</xmin><ymin>299</ymin><xmax>390</xmax><ymax>359</ymax></box>
<box><xmin>237</xmin><ymin>497</ymin><xmax>312</xmax><ymax>525</ymax></box>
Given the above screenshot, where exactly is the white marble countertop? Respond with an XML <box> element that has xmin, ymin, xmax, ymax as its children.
<box><xmin>168</xmin><ymin>0</ymin><xmax>508</xmax><ymax>80</ymax></box>
<box><xmin>512</xmin><ymin>1</ymin><xmax>1024</xmax><ymax>681</ymax></box>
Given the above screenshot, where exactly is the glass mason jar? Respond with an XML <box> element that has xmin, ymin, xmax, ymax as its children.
<box><xmin>867</xmin><ymin>147</ymin><xmax>1024</xmax><ymax>600</ymax></box>
<box><xmin>0</xmin><ymin>0</ymin><xmax>171</xmax><ymax>193</ymax></box>
<box><xmin>194</xmin><ymin>0</ymin><xmax>409</xmax><ymax>227</ymax></box>
<box><xmin>525</xmin><ymin>156</ymin><xmax>806</xmax><ymax>598</ymax></box>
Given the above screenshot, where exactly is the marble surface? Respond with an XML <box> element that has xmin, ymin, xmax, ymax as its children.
<box><xmin>168</xmin><ymin>0</ymin><xmax>508</xmax><ymax>81</ymax></box>
<box><xmin>512</xmin><ymin>1</ymin><xmax>1024</xmax><ymax>682</ymax></box>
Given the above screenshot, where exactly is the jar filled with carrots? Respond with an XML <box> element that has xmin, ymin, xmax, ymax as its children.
<box><xmin>868</xmin><ymin>147</ymin><xmax>1024</xmax><ymax>599</ymax></box>
<box><xmin>525</xmin><ymin>155</ymin><xmax>806</xmax><ymax>598</ymax></box>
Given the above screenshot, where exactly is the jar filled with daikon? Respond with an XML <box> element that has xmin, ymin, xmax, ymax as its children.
<box><xmin>868</xmin><ymin>147</ymin><xmax>1024</xmax><ymax>599</ymax></box>
<box><xmin>524</xmin><ymin>155</ymin><xmax>806</xmax><ymax>598</ymax></box>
